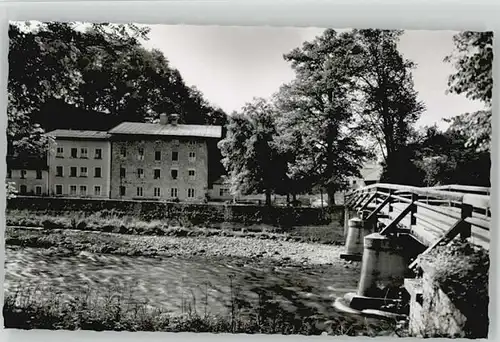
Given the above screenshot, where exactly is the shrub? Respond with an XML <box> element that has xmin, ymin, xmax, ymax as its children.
<box><xmin>6</xmin><ymin>208</ymin><xmax>346</xmax><ymax>245</ymax></box>
<box><xmin>76</xmin><ymin>220</ymin><xmax>87</xmax><ymax>230</ymax></box>
<box><xmin>421</xmin><ymin>239</ymin><xmax>489</xmax><ymax>338</ymax></box>
<box><xmin>42</xmin><ymin>219</ymin><xmax>65</xmax><ymax>229</ymax></box>
<box><xmin>7</xmin><ymin>197</ymin><xmax>345</xmax><ymax>227</ymax></box>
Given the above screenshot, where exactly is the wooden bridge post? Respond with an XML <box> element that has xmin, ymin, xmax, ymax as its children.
<box><xmin>388</xmin><ymin>189</ymin><xmax>393</xmax><ymax>213</ymax></box>
<box><xmin>460</xmin><ymin>203</ymin><xmax>473</xmax><ymax>240</ymax></box>
<box><xmin>410</xmin><ymin>193</ymin><xmax>418</xmax><ymax>226</ymax></box>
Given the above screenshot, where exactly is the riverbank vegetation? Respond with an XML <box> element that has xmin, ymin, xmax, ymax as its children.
<box><xmin>4</xmin><ymin>282</ymin><xmax>403</xmax><ymax>336</ymax></box>
<box><xmin>5</xmin><ymin>209</ymin><xmax>344</xmax><ymax>245</ymax></box>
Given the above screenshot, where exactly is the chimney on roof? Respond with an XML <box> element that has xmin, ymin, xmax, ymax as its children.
<box><xmin>159</xmin><ymin>113</ymin><xmax>168</xmax><ymax>125</ymax></box>
<box><xmin>169</xmin><ymin>113</ymin><xmax>179</xmax><ymax>126</ymax></box>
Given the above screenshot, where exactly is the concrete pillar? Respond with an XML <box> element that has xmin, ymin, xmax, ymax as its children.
<box><xmin>344</xmin><ymin>217</ymin><xmax>372</xmax><ymax>256</ymax></box>
<box><xmin>357</xmin><ymin>233</ymin><xmax>407</xmax><ymax>297</ymax></box>
<box><xmin>343</xmin><ymin>207</ymin><xmax>357</xmax><ymax>237</ymax></box>
<box><xmin>344</xmin><ymin>207</ymin><xmax>349</xmax><ymax>237</ymax></box>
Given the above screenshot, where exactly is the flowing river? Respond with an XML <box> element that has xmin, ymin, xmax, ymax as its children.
<box><xmin>4</xmin><ymin>245</ymin><xmax>361</xmax><ymax>318</ymax></box>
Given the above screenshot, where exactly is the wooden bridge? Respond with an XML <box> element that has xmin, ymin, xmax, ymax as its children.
<box><xmin>344</xmin><ymin>183</ymin><xmax>490</xmax><ymax>257</ymax></box>
<box><xmin>335</xmin><ymin>183</ymin><xmax>491</xmax><ymax>322</ymax></box>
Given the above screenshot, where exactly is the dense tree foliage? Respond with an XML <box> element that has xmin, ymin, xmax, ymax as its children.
<box><xmin>412</xmin><ymin>126</ymin><xmax>490</xmax><ymax>187</ymax></box>
<box><xmin>218</xmin><ymin>98</ymin><xmax>288</xmax><ymax>206</ymax></box>
<box><xmin>274</xmin><ymin>30</ymin><xmax>369</xmax><ymax>204</ymax></box>
<box><xmin>220</xmin><ymin>29</ymin><xmax>462</xmax><ymax>203</ymax></box>
<box><xmin>444</xmin><ymin>31</ymin><xmax>493</xmax><ymax>152</ymax></box>
<box><xmin>8</xmin><ymin>21</ymin><xmax>227</xmax><ymax>158</ymax></box>
<box><xmin>351</xmin><ymin>29</ymin><xmax>425</xmax><ymax>184</ymax></box>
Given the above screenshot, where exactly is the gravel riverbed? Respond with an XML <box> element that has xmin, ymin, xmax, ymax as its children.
<box><xmin>6</xmin><ymin>227</ymin><xmax>357</xmax><ymax>267</ymax></box>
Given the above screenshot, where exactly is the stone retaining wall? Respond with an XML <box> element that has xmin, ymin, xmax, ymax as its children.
<box><xmin>406</xmin><ymin>262</ymin><xmax>471</xmax><ymax>338</ymax></box>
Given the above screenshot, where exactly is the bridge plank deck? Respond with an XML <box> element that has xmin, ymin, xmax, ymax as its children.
<box><xmin>347</xmin><ymin>184</ymin><xmax>491</xmax><ymax>250</ymax></box>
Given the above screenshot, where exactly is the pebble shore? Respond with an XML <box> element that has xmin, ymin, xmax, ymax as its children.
<box><xmin>7</xmin><ymin>226</ymin><xmax>359</xmax><ymax>269</ymax></box>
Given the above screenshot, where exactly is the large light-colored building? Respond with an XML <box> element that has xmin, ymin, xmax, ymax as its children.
<box><xmin>47</xmin><ymin>130</ymin><xmax>112</xmax><ymax>198</ymax></box>
<box><xmin>108</xmin><ymin>114</ymin><xmax>222</xmax><ymax>201</ymax></box>
<box><xmin>6</xmin><ymin>156</ymin><xmax>49</xmax><ymax>196</ymax></box>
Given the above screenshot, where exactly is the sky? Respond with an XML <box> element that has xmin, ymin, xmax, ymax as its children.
<box><xmin>141</xmin><ymin>25</ymin><xmax>486</xmax><ymax>130</ymax></box>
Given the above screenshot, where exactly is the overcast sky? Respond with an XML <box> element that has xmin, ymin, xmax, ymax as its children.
<box><xmin>141</xmin><ymin>25</ymin><xmax>486</xmax><ymax>130</ymax></box>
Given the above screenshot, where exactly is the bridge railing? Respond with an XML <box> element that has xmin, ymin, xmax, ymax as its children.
<box><xmin>344</xmin><ymin>183</ymin><xmax>491</xmax><ymax>255</ymax></box>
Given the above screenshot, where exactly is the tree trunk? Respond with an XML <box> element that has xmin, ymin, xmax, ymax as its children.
<box><xmin>326</xmin><ymin>186</ymin><xmax>336</xmax><ymax>206</ymax></box>
<box><xmin>286</xmin><ymin>193</ymin><xmax>290</xmax><ymax>206</ymax></box>
<box><xmin>265</xmin><ymin>188</ymin><xmax>272</xmax><ymax>207</ymax></box>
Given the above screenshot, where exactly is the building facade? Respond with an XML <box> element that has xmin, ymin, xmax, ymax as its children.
<box><xmin>208</xmin><ymin>176</ymin><xmax>232</xmax><ymax>201</ymax></box>
<box><xmin>6</xmin><ymin>157</ymin><xmax>49</xmax><ymax>196</ymax></box>
<box><xmin>46</xmin><ymin>130</ymin><xmax>112</xmax><ymax>198</ymax></box>
<box><xmin>108</xmin><ymin>114</ymin><xmax>222</xmax><ymax>201</ymax></box>
<box><xmin>349</xmin><ymin>161</ymin><xmax>383</xmax><ymax>189</ymax></box>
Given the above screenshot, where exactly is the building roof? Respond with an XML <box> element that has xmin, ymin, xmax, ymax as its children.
<box><xmin>213</xmin><ymin>175</ymin><xmax>230</xmax><ymax>185</ymax></box>
<box><xmin>108</xmin><ymin>122</ymin><xmax>223</xmax><ymax>139</ymax></box>
<box><xmin>47</xmin><ymin>129</ymin><xmax>111</xmax><ymax>140</ymax></box>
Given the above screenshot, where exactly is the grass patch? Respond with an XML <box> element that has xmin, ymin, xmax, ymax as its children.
<box><xmin>4</xmin><ymin>283</ymin><xmax>401</xmax><ymax>336</ymax></box>
<box><xmin>288</xmin><ymin>225</ymin><xmax>344</xmax><ymax>245</ymax></box>
<box><xmin>6</xmin><ymin>209</ymin><xmax>344</xmax><ymax>245</ymax></box>
<box><xmin>420</xmin><ymin>239</ymin><xmax>489</xmax><ymax>338</ymax></box>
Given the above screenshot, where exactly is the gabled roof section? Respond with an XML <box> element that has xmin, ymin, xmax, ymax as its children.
<box><xmin>213</xmin><ymin>175</ymin><xmax>230</xmax><ymax>185</ymax></box>
<box><xmin>108</xmin><ymin>122</ymin><xmax>222</xmax><ymax>139</ymax></box>
<box><xmin>47</xmin><ymin>129</ymin><xmax>111</xmax><ymax>140</ymax></box>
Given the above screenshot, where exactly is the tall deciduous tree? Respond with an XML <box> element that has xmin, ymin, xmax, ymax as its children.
<box><xmin>444</xmin><ymin>31</ymin><xmax>493</xmax><ymax>152</ymax></box>
<box><xmin>218</xmin><ymin>98</ymin><xmax>288</xmax><ymax>206</ymax></box>
<box><xmin>275</xmin><ymin>29</ymin><xmax>369</xmax><ymax>205</ymax></box>
<box><xmin>352</xmin><ymin>29</ymin><xmax>425</xmax><ymax>184</ymax></box>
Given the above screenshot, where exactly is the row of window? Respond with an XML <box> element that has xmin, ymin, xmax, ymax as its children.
<box><xmin>57</xmin><ymin>147</ymin><xmax>102</xmax><ymax>159</ymax></box>
<box><xmin>6</xmin><ymin>169</ymin><xmax>43</xmax><ymax>179</ymax></box>
<box><xmin>219</xmin><ymin>188</ymin><xmax>230</xmax><ymax>197</ymax></box>
<box><xmin>120</xmin><ymin>167</ymin><xmax>195</xmax><ymax>181</ymax></box>
<box><xmin>54</xmin><ymin>184</ymin><xmax>103</xmax><ymax>196</ymax></box>
<box><xmin>53</xmin><ymin>184</ymin><xmax>197</xmax><ymax>198</ymax></box>
<box><xmin>18</xmin><ymin>166</ymin><xmax>196</xmax><ymax>181</ymax></box>
<box><xmin>56</xmin><ymin>146</ymin><xmax>199</xmax><ymax>161</ymax></box>
<box><xmin>119</xmin><ymin>186</ymin><xmax>195</xmax><ymax>198</ymax></box>
<box><xmin>18</xmin><ymin>185</ymin><xmax>43</xmax><ymax>195</ymax></box>
<box><xmin>119</xmin><ymin>140</ymin><xmax>196</xmax><ymax>154</ymax></box>
<box><xmin>55</xmin><ymin>166</ymin><xmax>102</xmax><ymax>178</ymax></box>
<box><xmin>17</xmin><ymin>184</ymin><xmax>206</xmax><ymax>198</ymax></box>
<box><xmin>119</xmin><ymin>148</ymin><xmax>196</xmax><ymax>162</ymax></box>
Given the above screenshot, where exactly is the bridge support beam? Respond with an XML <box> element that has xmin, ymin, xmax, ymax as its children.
<box><xmin>340</xmin><ymin>217</ymin><xmax>374</xmax><ymax>261</ymax></box>
<box><xmin>357</xmin><ymin>233</ymin><xmax>407</xmax><ymax>297</ymax></box>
